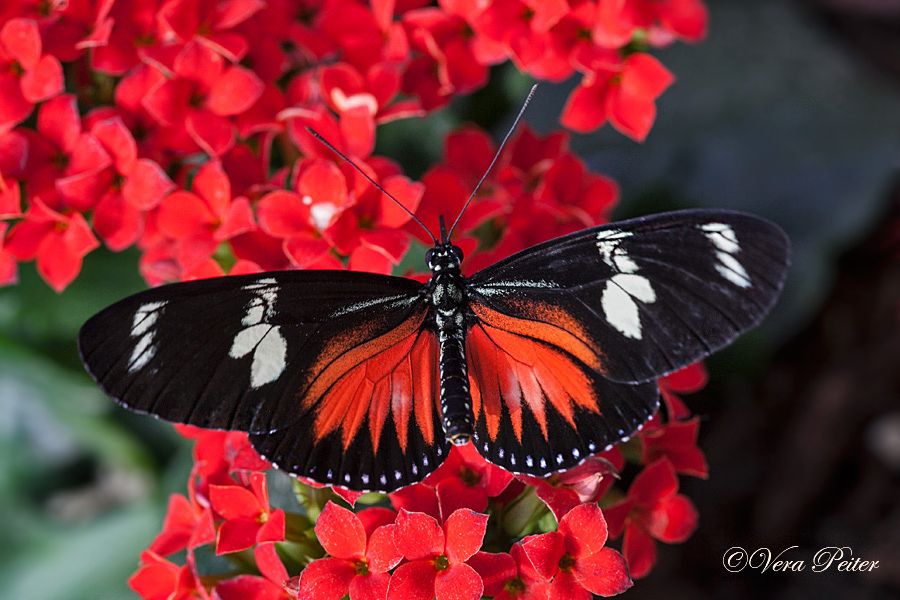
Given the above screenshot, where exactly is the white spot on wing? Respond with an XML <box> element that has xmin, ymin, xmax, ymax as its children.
<box><xmin>715</xmin><ymin>251</ymin><xmax>751</xmax><ymax>288</ymax></box>
<box><xmin>699</xmin><ymin>222</ymin><xmax>752</xmax><ymax>288</ymax></box>
<box><xmin>230</xmin><ymin>324</ymin><xmax>287</xmax><ymax>388</ymax></box>
<box><xmin>601</xmin><ymin>274</ymin><xmax>656</xmax><ymax>339</ymax></box>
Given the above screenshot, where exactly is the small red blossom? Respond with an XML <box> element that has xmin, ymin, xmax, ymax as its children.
<box><xmin>641</xmin><ymin>416</ymin><xmax>708</xmax><ymax>478</ymax></box>
<box><xmin>209</xmin><ymin>472</ymin><xmax>286</xmax><ymax>554</ymax></box>
<box><xmin>470</xmin><ymin>543</ymin><xmax>550</xmax><ymax>600</ymax></box>
<box><xmin>521</xmin><ymin>503</ymin><xmax>632</xmax><ymax>599</ymax></box>
<box><xmin>658</xmin><ymin>361</ymin><xmax>707</xmax><ymax>420</ymax></box>
<box><xmin>4</xmin><ymin>197</ymin><xmax>99</xmax><ymax>292</ymax></box>
<box><xmin>604</xmin><ymin>458</ymin><xmax>699</xmax><ymax>578</ymax></box>
<box><xmin>0</xmin><ymin>18</ymin><xmax>64</xmax><ymax>131</ymax></box>
<box><xmin>561</xmin><ymin>52</ymin><xmax>674</xmax><ymax>140</ymax></box>
<box><xmin>129</xmin><ymin>550</ymin><xmax>209</xmax><ymax>600</ymax></box>
<box><xmin>149</xmin><ymin>493</ymin><xmax>216</xmax><ymax>557</ymax></box>
<box><xmin>158</xmin><ymin>0</ymin><xmax>265</xmax><ymax>62</ymax></box>
<box><xmin>388</xmin><ymin>508</ymin><xmax>489</xmax><ymax>600</ymax></box>
<box><xmin>423</xmin><ymin>442</ymin><xmax>513</xmax><ymax>518</ymax></box>
<box><xmin>142</xmin><ymin>40</ymin><xmax>264</xmax><ymax>156</ymax></box>
<box><xmin>295</xmin><ymin>502</ymin><xmax>402</xmax><ymax>600</ymax></box>
<box><xmin>594</xmin><ymin>0</ymin><xmax>708</xmax><ymax>49</ymax></box>
<box><xmin>517</xmin><ymin>450</ymin><xmax>623</xmax><ymax>522</ymax></box>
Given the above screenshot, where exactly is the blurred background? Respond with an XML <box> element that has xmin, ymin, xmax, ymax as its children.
<box><xmin>2</xmin><ymin>0</ymin><xmax>899</xmax><ymax>598</ymax></box>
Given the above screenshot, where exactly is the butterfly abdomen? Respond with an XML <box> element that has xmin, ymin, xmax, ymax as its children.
<box><xmin>427</xmin><ymin>244</ymin><xmax>474</xmax><ymax>445</ymax></box>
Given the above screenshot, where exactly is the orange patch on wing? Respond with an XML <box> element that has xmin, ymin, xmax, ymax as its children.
<box><xmin>309</xmin><ymin>309</ymin><xmax>438</xmax><ymax>453</ymax></box>
<box><xmin>466</xmin><ymin>322</ymin><xmax>600</xmax><ymax>444</ymax></box>
<box><xmin>471</xmin><ymin>300</ymin><xmax>606</xmax><ymax>374</ymax></box>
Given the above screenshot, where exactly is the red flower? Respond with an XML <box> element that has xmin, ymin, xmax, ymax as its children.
<box><xmin>641</xmin><ymin>417</ymin><xmax>708</xmax><ymax>478</ymax></box>
<box><xmin>142</xmin><ymin>39</ymin><xmax>264</xmax><ymax>156</ymax></box>
<box><xmin>603</xmin><ymin>458</ymin><xmax>699</xmax><ymax>578</ymax></box>
<box><xmin>154</xmin><ymin>160</ymin><xmax>256</xmax><ymax>277</ymax></box>
<box><xmin>89</xmin><ymin>116</ymin><xmax>176</xmax><ymax>250</ymax></box>
<box><xmin>387</xmin><ymin>508</ymin><xmax>488</xmax><ymax>600</ymax></box>
<box><xmin>4</xmin><ymin>197</ymin><xmax>99</xmax><ymax>291</ymax></box>
<box><xmin>129</xmin><ymin>550</ymin><xmax>209</xmax><ymax>600</ymax></box>
<box><xmin>158</xmin><ymin>0</ymin><xmax>265</xmax><ymax>62</ymax></box>
<box><xmin>423</xmin><ymin>442</ymin><xmax>513</xmax><ymax>518</ymax></box>
<box><xmin>215</xmin><ymin>543</ymin><xmax>291</xmax><ymax>600</ymax></box>
<box><xmin>294</xmin><ymin>502</ymin><xmax>402</xmax><ymax>600</ymax></box>
<box><xmin>148</xmin><ymin>494</ymin><xmax>215</xmax><ymax>557</ymax></box>
<box><xmin>658</xmin><ymin>361</ymin><xmax>707</xmax><ymax>420</ymax></box>
<box><xmin>521</xmin><ymin>503</ymin><xmax>632</xmax><ymax>599</ymax></box>
<box><xmin>594</xmin><ymin>0</ymin><xmax>708</xmax><ymax>48</ymax></box>
<box><xmin>561</xmin><ymin>52</ymin><xmax>674</xmax><ymax>140</ymax></box>
<box><xmin>208</xmin><ymin>472</ymin><xmax>286</xmax><ymax>554</ymax></box>
<box><xmin>0</xmin><ymin>18</ymin><xmax>64</xmax><ymax>131</ymax></box>
<box><xmin>469</xmin><ymin>543</ymin><xmax>549</xmax><ymax>600</ymax></box>
<box><xmin>517</xmin><ymin>450</ymin><xmax>623</xmax><ymax>523</ymax></box>
<box><xmin>19</xmin><ymin>94</ymin><xmax>113</xmax><ymax>212</ymax></box>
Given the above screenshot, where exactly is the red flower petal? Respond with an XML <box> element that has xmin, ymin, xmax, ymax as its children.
<box><xmin>649</xmin><ymin>494</ymin><xmax>698</xmax><ymax>543</ymax></box>
<box><xmin>20</xmin><ymin>54</ymin><xmax>64</xmax><ymax>103</ymax></box>
<box><xmin>148</xmin><ymin>494</ymin><xmax>197</xmax><ymax>557</ymax></box>
<box><xmin>124</xmin><ymin>159</ymin><xmax>176</xmax><ymax>210</ymax></box>
<box><xmin>548</xmin><ymin>570</ymin><xmax>591</xmax><ymax>600</ymax></box>
<box><xmin>622</xmin><ymin>523</ymin><xmax>656</xmax><ymax>579</ymax></box>
<box><xmin>366</xmin><ymin>524</ymin><xmax>403</xmax><ymax>573</ymax></box>
<box><xmin>443</xmin><ymin>509</ymin><xmax>488</xmax><ymax>564</ymax></box>
<box><xmin>348</xmin><ymin>244</ymin><xmax>394</xmax><ymax>274</ymax></box>
<box><xmin>467</xmin><ymin>551</ymin><xmax>516</xmax><ymax>596</ymax></box>
<box><xmin>257</xmin><ymin>190</ymin><xmax>312</xmax><ymax>237</ymax></box>
<box><xmin>0</xmin><ymin>72</ymin><xmax>31</xmax><ymax>129</ymax></box>
<box><xmin>316</xmin><ymin>501</ymin><xmax>367</xmax><ymax>560</ymax></box>
<box><xmin>436</xmin><ymin>478</ymin><xmax>488</xmax><ymax>521</ymax></box>
<box><xmin>378</xmin><ymin>176</ymin><xmax>424</xmax><ymax>228</ymax></box>
<box><xmin>394</xmin><ymin>510</ymin><xmax>444</xmax><ymax>561</ymax></box>
<box><xmin>560</xmin><ymin>77</ymin><xmax>609</xmax><ymax>133</ymax></box>
<box><xmin>295</xmin><ymin>557</ymin><xmax>356</xmax><ymax>600</ymax></box>
<box><xmin>1</xmin><ymin>19</ymin><xmax>41</xmax><ymax>68</ymax></box>
<box><xmin>298</xmin><ymin>160</ymin><xmax>348</xmax><ymax>210</ymax></box>
<box><xmin>629</xmin><ymin>458</ymin><xmax>679</xmax><ymax>507</ymax></box>
<box><xmin>215</xmin><ymin>574</ymin><xmax>284</xmax><ymax>600</ymax></box>
<box><xmin>207</xmin><ymin>66</ymin><xmax>264</xmax><ymax>116</ymax></box>
<box><xmin>157</xmin><ymin>191</ymin><xmax>216</xmax><ymax>238</ymax></box>
<box><xmin>435</xmin><ymin>562</ymin><xmax>483</xmax><ymax>600</ymax></box>
<box><xmin>387</xmin><ymin>560</ymin><xmax>437</xmax><ymax>600</ymax></box>
<box><xmin>38</xmin><ymin>94</ymin><xmax>81</xmax><ymax>152</ymax></box>
<box><xmin>349</xmin><ymin>571</ymin><xmax>391</xmax><ymax>600</ymax></box>
<box><xmin>216</xmin><ymin>196</ymin><xmax>256</xmax><ymax>240</ymax></box>
<box><xmin>186</xmin><ymin>108</ymin><xmax>236</xmax><ymax>156</ymax></box>
<box><xmin>255</xmin><ymin>542</ymin><xmax>287</xmax><ymax>584</ymax></box>
<box><xmin>257</xmin><ymin>508</ymin><xmax>285</xmax><ymax>544</ymax></box>
<box><xmin>209</xmin><ymin>483</ymin><xmax>262</xmax><ymax>520</ymax></box>
<box><xmin>558</xmin><ymin>503</ymin><xmax>608</xmax><ymax>558</ymax></box>
<box><xmin>573</xmin><ymin>547</ymin><xmax>632</xmax><ymax>596</ymax></box>
<box><xmin>217</xmin><ymin>518</ymin><xmax>261</xmax><ymax>554</ymax></box>
<box><xmin>91</xmin><ymin>117</ymin><xmax>136</xmax><ymax>173</ymax></box>
<box><xmin>93</xmin><ymin>191</ymin><xmax>143</xmax><ymax>251</ymax></box>
<box><xmin>521</xmin><ymin>532</ymin><xmax>566</xmax><ymax>581</ymax></box>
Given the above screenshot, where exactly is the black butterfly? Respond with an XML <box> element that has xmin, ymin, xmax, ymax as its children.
<box><xmin>79</xmin><ymin>206</ymin><xmax>789</xmax><ymax>492</ymax></box>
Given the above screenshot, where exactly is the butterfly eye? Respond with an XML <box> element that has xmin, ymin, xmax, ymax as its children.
<box><xmin>425</xmin><ymin>248</ymin><xmax>435</xmax><ymax>268</ymax></box>
<box><xmin>451</xmin><ymin>246</ymin><xmax>463</xmax><ymax>264</ymax></box>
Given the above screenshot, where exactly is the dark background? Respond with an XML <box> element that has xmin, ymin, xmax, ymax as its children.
<box><xmin>1</xmin><ymin>0</ymin><xmax>899</xmax><ymax>598</ymax></box>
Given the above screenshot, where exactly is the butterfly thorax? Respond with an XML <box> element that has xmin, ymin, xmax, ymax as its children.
<box><xmin>425</xmin><ymin>243</ymin><xmax>474</xmax><ymax>446</ymax></box>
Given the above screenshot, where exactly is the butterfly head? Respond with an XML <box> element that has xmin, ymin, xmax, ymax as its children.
<box><xmin>425</xmin><ymin>244</ymin><xmax>464</xmax><ymax>273</ymax></box>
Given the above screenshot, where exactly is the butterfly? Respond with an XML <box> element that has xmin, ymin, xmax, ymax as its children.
<box><xmin>79</xmin><ymin>203</ymin><xmax>789</xmax><ymax>492</ymax></box>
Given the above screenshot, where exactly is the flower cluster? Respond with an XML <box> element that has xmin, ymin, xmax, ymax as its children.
<box><xmin>0</xmin><ymin>0</ymin><xmax>706</xmax><ymax>290</ymax></box>
<box><xmin>1</xmin><ymin>0</ymin><xmax>712</xmax><ymax>597</ymax></box>
<box><xmin>135</xmin><ymin>379</ymin><xmax>705</xmax><ymax>600</ymax></box>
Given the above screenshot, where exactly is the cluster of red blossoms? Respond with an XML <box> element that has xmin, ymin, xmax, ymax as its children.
<box><xmin>135</xmin><ymin>361</ymin><xmax>706</xmax><ymax>600</ymax></box>
<box><xmin>0</xmin><ymin>0</ymin><xmax>712</xmax><ymax>598</ymax></box>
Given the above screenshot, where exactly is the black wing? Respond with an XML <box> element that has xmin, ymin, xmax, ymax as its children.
<box><xmin>78</xmin><ymin>270</ymin><xmax>448</xmax><ymax>492</ymax></box>
<box><xmin>463</xmin><ymin>209</ymin><xmax>789</xmax><ymax>475</ymax></box>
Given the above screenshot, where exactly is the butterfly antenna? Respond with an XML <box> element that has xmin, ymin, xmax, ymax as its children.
<box><xmin>305</xmin><ymin>127</ymin><xmax>437</xmax><ymax>245</ymax></box>
<box><xmin>446</xmin><ymin>84</ymin><xmax>538</xmax><ymax>241</ymax></box>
